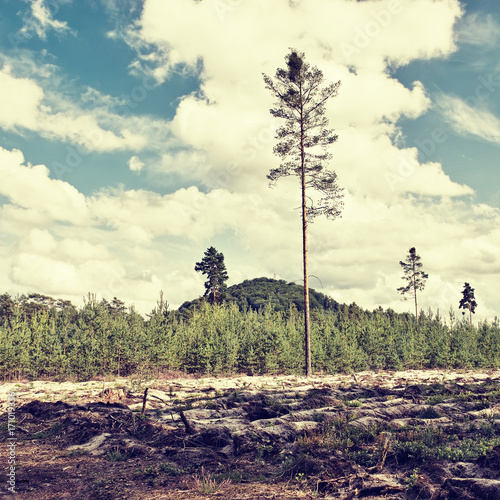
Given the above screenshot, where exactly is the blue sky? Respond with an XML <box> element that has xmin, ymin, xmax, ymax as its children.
<box><xmin>0</xmin><ymin>0</ymin><xmax>499</xmax><ymax>320</ymax></box>
<box><xmin>393</xmin><ymin>2</ymin><xmax>500</xmax><ymax>207</ymax></box>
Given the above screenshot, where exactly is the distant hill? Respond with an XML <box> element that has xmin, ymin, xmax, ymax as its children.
<box><xmin>179</xmin><ymin>277</ymin><xmax>340</xmax><ymax>313</ymax></box>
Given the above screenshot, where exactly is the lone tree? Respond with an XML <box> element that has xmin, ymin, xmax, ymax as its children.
<box><xmin>195</xmin><ymin>247</ymin><xmax>229</xmax><ymax>305</ymax></box>
<box><xmin>397</xmin><ymin>247</ymin><xmax>428</xmax><ymax>320</ymax></box>
<box><xmin>263</xmin><ymin>49</ymin><xmax>344</xmax><ymax>376</ymax></box>
<box><xmin>459</xmin><ymin>282</ymin><xmax>477</xmax><ymax>327</ymax></box>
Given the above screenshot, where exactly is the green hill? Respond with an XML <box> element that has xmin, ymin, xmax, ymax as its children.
<box><xmin>179</xmin><ymin>276</ymin><xmax>340</xmax><ymax>313</ymax></box>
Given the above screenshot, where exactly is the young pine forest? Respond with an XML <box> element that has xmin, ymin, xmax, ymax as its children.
<box><xmin>1</xmin><ymin>277</ymin><xmax>499</xmax><ymax>381</ymax></box>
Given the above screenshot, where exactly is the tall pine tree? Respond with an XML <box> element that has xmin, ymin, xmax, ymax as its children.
<box><xmin>263</xmin><ymin>49</ymin><xmax>344</xmax><ymax>376</ymax></box>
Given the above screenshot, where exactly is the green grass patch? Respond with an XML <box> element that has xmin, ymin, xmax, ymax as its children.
<box><xmin>106</xmin><ymin>449</ymin><xmax>128</xmax><ymax>462</ymax></box>
<box><xmin>158</xmin><ymin>462</ymin><xmax>185</xmax><ymax>475</ymax></box>
<box><xmin>393</xmin><ymin>425</ymin><xmax>500</xmax><ymax>464</ymax></box>
<box><xmin>417</xmin><ymin>406</ymin><xmax>442</xmax><ymax>419</ymax></box>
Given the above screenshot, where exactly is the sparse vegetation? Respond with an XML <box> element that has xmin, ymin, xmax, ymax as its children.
<box><xmin>417</xmin><ymin>406</ymin><xmax>442</xmax><ymax>419</ymax></box>
<box><xmin>188</xmin><ymin>466</ymin><xmax>231</xmax><ymax>494</ymax></box>
<box><xmin>404</xmin><ymin>468</ymin><xmax>420</xmax><ymax>489</ymax></box>
<box><xmin>158</xmin><ymin>462</ymin><xmax>184</xmax><ymax>475</ymax></box>
<box><xmin>106</xmin><ymin>448</ymin><xmax>128</xmax><ymax>462</ymax></box>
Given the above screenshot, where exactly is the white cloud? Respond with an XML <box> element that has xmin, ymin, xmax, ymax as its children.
<box><xmin>0</xmin><ymin>65</ymin><xmax>156</xmax><ymax>152</ymax></box>
<box><xmin>20</xmin><ymin>0</ymin><xmax>74</xmax><ymax>40</ymax></box>
<box><xmin>129</xmin><ymin>0</ymin><xmax>462</xmax><ymax>81</ymax></box>
<box><xmin>18</xmin><ymin>228</ymin><xmax>57</xmax><ymax>255</ymax></box>
<box><xmin>10</xmin><ymin>253</ymin><xmax>81</xmax><ymax>294</ymax></box>
<box><xmin>0</xmin><ymin>67</ymin><xmax>44</xmax><ymax>130</ymax></box>
<box><xmin>0</xmin><ymin>147</ymin><xmax>90</xmax><ymax>225</ymax></box>
<box><xmin>456</xmin><ymin>12</ymin><xmax>500</xmax><ymax>46</ymax></box>
<box><xmin>9</xmin><ymin>227</ymin><xmax>117</xmax><ymax>296</ymax></box>
<box><xmin>88</xmin><ymin>185</ymin><xmax>266</xmax><ymax>243</ymax></box>
<box><xmin>436</xmin><ymin>93</ymin><xmax>500</xmax><ymax>143</ymax></box>
<box><xmin>334</xmin><ymin>128</ymin><xmax>473</xmax><ymax>201</ymax></box>
<box><xmin>128</xmin><ymin>155</ymin><xmax>145</xmax><ymax>173</ymax></box>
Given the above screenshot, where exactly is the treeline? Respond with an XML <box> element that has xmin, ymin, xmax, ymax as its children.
<box><xmin>1</xmin><ymin>292</ymin><xmax>499</xmax><ymax>380</ymax></box>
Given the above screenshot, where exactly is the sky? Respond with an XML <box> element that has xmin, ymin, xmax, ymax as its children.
<box><xmin>0</xmin><ymin>0</ymin><xmax>499</xmax><ymax>321</ymax></box>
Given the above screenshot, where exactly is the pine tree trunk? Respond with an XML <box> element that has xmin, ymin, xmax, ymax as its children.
<box><xmin>303</xmin><ymin>175</ymin><xmax>311</xmax><ymax>376</ymax></box>
<box><xmin>413</xmin><ymin>261</ymin><xmax>418</xmax><ymax>321</ymax></box>
<box><xmin>299</xmin><ymin>80</ymin><xmax>312</xmax><ymax>377</ymax></box>
<box><xmin>414</xmin><ymin>288</ymin><xmax>418</xmax><ymax>322</ymax></box>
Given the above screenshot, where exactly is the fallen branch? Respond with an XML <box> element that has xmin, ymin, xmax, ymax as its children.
<box><xmin>148</xmin><ymin>393</ymin><xmax>166</xmax><ymax>404</ymax></box>
<box><xmin>108</xmin><ymin>414</ymin><xmax>127</xmax><ymax>428</ymax></box>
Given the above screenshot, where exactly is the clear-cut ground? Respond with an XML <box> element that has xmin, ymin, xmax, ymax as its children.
<box><xmin>1</xmin><ymin>369</ymin><xmax>499</xmax><ymax>499</ymax></box>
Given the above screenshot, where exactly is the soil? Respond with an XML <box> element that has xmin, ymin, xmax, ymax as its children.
<box><xmin>1</xmin><ymin>369</ymin><xmax>499</xmax><ymax>499</ymax></box>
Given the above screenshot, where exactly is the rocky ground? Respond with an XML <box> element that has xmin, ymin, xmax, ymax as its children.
<box><xmin>1</xmin><ymin>369</ymin><xmax>499</xmax><ymax>499</ymax></box>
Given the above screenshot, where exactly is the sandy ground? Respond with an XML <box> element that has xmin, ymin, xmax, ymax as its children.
<box><xmin>1</xmin><ymin>368</ymin><xmax>499</xmax><ymax>413</ymax></box>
